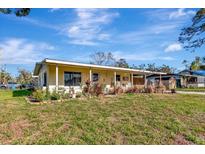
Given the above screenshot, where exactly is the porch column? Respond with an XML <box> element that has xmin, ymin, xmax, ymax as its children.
<box><xmin>159</xmin><ymin>74</ymin><xmax>162</xmax><ymax>85</ymax></box>
<box><xmin>56</xmin><ymin>64</ymin><xmax>58</xmax><ymax>91</ymax></box>
<box><xmin>114</xmin><ymin>71</ymin><xmax>116</xmax><ymax>86</ymax></box>
<box><xmin>46</xmin><ymin>64</ymin><xmax>49</xmax><ymax>89</ymax></box>
<box><xmin>144</xmin><ymin>74</ymin><xmax>147</xmax><ymax>88</ymax></box>
<box><xmin>89</xmin><ymin>69</ymin><xmax>92</xmax><ymax>82</ymax></box>
<box><xmin>131</xmin><ymin>73</ymin><xmax>133</xmax><ymax>87</ymax></box>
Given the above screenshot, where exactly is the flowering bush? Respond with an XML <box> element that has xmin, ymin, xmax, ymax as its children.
<box><xmin>82</xmin><ymin>80</ymin><xmax>104</xmax><ymax>97</ymax></box>
<box><xmin>114</xmin><ymin>86</ymin><xmax>123</xmax><ymax>94</ymax></box>
<box><xmin>82</xmin><ymin>80</ymin><xmax>91</xmax><ymax>96</ymax></box>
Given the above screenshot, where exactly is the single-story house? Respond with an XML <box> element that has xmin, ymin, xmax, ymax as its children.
<box><xmin>33</xmin><ymin>58</ymin><xmax>166</xmax><ymax>93</ymax></box>
<box><xmin>147</xmin><ymin>70</ymin><xmax>205</xmax><ymax>88</ymax></box>
<box><xmin>179</xmin><ymin>70</ymin><xmax>205</xmax><ymax>88</ymax></box>
<box><xmin>147</xmin><ymin>74</ymin><xmax>181</xmax><ymax>89</ymax></box>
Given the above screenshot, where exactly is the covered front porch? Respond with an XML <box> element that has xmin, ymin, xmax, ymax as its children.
<box><xmin>48</xmin><ymin>64</ymin><xmax>163</xmax><ymax>93</ymax></box>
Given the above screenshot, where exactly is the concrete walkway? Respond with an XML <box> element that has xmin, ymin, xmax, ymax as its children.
<box><xmin>176</xmin><ymin>91</ymin><xmax>205</xmax><ymax>95</ymax></box>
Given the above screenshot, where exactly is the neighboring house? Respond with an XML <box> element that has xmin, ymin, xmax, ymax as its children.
<box><xmin>179</xmin><ymin>70</ymin><xmax>205</xmax><ymax>88</ymax></box>
<box><xmin>147</xmin><ymin>74</ymin><xmax>181</xmax><ymax>89</ymax></box>
<box><xmin>147</xmin><ymin>70</ymin><xmax>205</xmax><ymax>88</ymax></box>
<box><xmin>33</xmin><ymin>58</ymin><xmax>166</xmax><ymax>93</ymax></box>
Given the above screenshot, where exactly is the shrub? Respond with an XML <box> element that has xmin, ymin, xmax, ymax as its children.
<box><xmin>50</xmin><ymin>90</ymin><xmax>60</xmax><ymax>100</ymax></box>
<box><xmin>83</xmin><ymin>80</ymin><xmax>92</xmax><ymax>96</ymax></box>
<box><xmin>135</xmin><ymin>85</ymin><xmax>146</xmax><ymax>93</ymax></box>
<box><xmin>61</xmin><ymin>93</ymin><xmax>70</xmax><ymax>99</ymax></box>
<box><xmin>156</xmin><ymin>83</ymin><xmax>166</xmax><ymax>93</ymax></box>
<box><xmin>76</xmin><ymin>92</ymin><xmax>82</xmax><ymax>98</ymax></box>
<box><xmin>32</xmin><ymin>89</ymin><xmax>46</xmax><ymax>101</ymax></box>
<box><xmin>125</xmin><ymin>86</ymin><xmax>143</xmax><ymax>94</ymax></box>
<box><xmin>82</xmin><ymin>86</ymin><xmax>89</xmax><ymax>96</ymax></box>
<box><xmin>108</xmin><ymin>87</ymin><xmax>115</xmax><ymax>95</ymax></box>
<box><xmin>92</xmin><ymin>83</ymin><xmax>104</xmax><ymax>96</ymax></box>
<box><xmin>82</xmin><ymin>80</ymin><xmax>91</xmax><ymax>96</ymax></box>
<box><xmin>125</xmin><ymin>87</ymin><xmax>134</xmax><ymax>93</ymax></box>
<box><xmin>68</xmin><ymin>87</ymin><xmax>75</xmax><ymax>98</ymax></box>
<box><xmin>13</xmin><ymin>89</ymin><xmax>32</xmax><ymax>97</ymax></box>
<box><xmin>114</xmin><ymin>86</ymin><xmax>123</xmax><ymax>94</ymax></box>
<box><xmin>61</xmin><ymin>87</ymin><xmax>76</xmax><ymax>99</ymax></box>
<box><xmin>45</xmin><ymin>89</ymin><xmax>51</xmax><ymax>100</ymax></box>
<box><xmin>83</xmin><ymin>81</ymin><xmax>104</xmax><ymax>97</ymax></box>
<box><xmin>145</xmin><ymin>85</ymin><xmax>155</xmax><ymax>93</ymax></box>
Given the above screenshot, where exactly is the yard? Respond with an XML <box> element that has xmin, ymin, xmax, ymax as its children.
<box><xmin>0</xmin><ymin>90</ymin><xmax>204</xmax><ymax>144</ymax></box>
<box><xmin>176</xmin><ymin>87</ymin><xmax>205</xmax><ymax>92</ymax></box>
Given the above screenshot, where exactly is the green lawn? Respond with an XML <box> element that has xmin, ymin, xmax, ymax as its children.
<box><xmin>176</xmin><ymin>87</ymin><xmax>205</xmax><ymax>92</ymax></box>
<box><xmin>0</xmin><ymin>90</ymin><xmax>205</xmax><ymax>144</ymax></box>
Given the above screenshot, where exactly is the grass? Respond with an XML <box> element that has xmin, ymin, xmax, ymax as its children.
<box><xmin>176</xmin><ymin>87</ymin><xmax>205</xmax><ymax>92</ymax></box>
<box><xmin>0</xmin><ymin>90</ymin><xmax>205</xmax><ymax>144</ymax></box>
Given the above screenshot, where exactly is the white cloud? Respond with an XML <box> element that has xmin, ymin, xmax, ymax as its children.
<box><xmin>116</xmin><ymin>23</ymin><xmax>178</xmax><ymax>45</ymax></box>
<box><xmin>65</xmin><ymin>9</ymin><xmax>119</xmax><ymax>46</ymax></box>
<box><xmin>15</xmin><ymin>17</ymin><xmax>60</xmax><ymax>30</ymax></box>
<box><xmin>169</xmin><ymin>9</ymin><xmax>195</xmax><ymax>19</ymax></box>
<box><xmin>49</xmin><ymin>8</ymin><xmax>61</xmax><ymax>12</ymax></box>
<box><xmin>3</xmin><ymin>14</ymin><xmax>61</xmax><ymax>31</ymax></box>
<box><xmin>69</xmin><ymin>49</ymin><xmax>176</xmax><ymax>62</ymax></box>
<box><xmin>165</xmin><ymin>43</ymin><xmax>182</xmax><ymax>52</ymax></box>
<box><xmin>0</xmin><ymin>38</ymin><xmax>55</xmax><ymax>64</ymax></box>
<box><xmin>71</xmin><ymin>51</ymin><xmax>175</xmax><ymax>64</ymax></box>
<box><xmin>112</xmin><ymin>51</ymin><xmax>175</xmax><ymax>61</ymax></box>
<box><xmin>145</xmin><ymin>9</ymin><xmax>195</xmax><ymax>21</ymax></box>
<box><xmin>151</xmin><ymin>24</ymin><xmax>178</xmax><ymax>34</ymax></box>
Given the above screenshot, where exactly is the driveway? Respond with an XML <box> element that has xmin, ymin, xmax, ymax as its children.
<box><xmin>176</xmin><ymin>91</ymin><xmax>205</xmax><ymax>95</ymax></box>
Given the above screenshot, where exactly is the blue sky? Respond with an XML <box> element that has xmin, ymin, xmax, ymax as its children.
<box><xmin>0</xmin><ymin>8</ymin><xmax>204</xmax><ymax>76</ymax></box>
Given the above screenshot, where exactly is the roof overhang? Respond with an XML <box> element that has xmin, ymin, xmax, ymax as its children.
<box><xmin>179</xmin><ymin>74</ymin><xmax>205</xmax><ymax>78</ymax></box>
<box><xmin>42</xmin><ymin>58</ymin><xmax>166</xmax><ymax>75</ymax></box>
<box><xmin>33</xmin><ymin>62</ymin><xmax>43</xmax><ymax>76</ymax></box>
<box><xmin>33</xmin><ymin>58</ymin><xmax>166</xmax><ymax>75</ymax></box>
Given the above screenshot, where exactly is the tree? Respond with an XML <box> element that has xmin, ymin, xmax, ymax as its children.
<box><xmin>137</xmin><ymin>64</ymin><xmax>146</xmax><ymax>70</ymax></box>
<box><xmin>115</xmin><ymin>58</ymin><xmax>129</xmax><ymax>68</ymax></box>
<box><xmin>190</xmin><ymin>56</ymin><xmax>201</xmax><ymax>70</ymax></box>
<box><xmin>131</xmin><ymin>63</ymin><xmax>176</xmax><ymax>73</ymax></box>
<box><xmin>182</xmin><ymin>56</ymin><xmax>205</xmax><ymax>70</ymax></box>
<box><xmin>158</xmin><ymin>64</ymin><xmax>176</xmax><ymax>74</ymax></box>
<box><xmin>182</xmin><ymin>60</ymin><xmax>190</xmax><ymax>69</ymax></box>
<box><xmin>130</xmin><ymin>64</ymin><xmax>146</xmax><ymax>70</ymax></box>
<box><xmin>0</xmin><ymin>66</ymin><xmax>11</xmax><ymax>84</ymax></box>
<box><xmin>0</xmin><ymin>8</ymin><xmax>31</xmax><ymax>17</ymax></box>
<box><xmin>16</xmin><ymin>69</ymin><xmax>32</xmax><ymax>84</ymax></box>
<box><xmin>179</xmin><ymin>8</ymin><xmax>205</xmax><ymax>51</ymax></box>
<box><xmin>146</xmin><ymin>63</ymin><xmax>157</xmax><ymax>72</ymax></box>
<box><xmin>90</xmin><ymin>52</ymin><xmax>115</xmax><ymax>66</ymax></box>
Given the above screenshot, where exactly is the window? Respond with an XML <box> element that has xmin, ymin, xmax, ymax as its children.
<box><xmin>64</xmin><ymin>72</ymin><xmax>81</xmax><ymax>86</ymax></box>
<box><xmin>92</xmin><ymin>73</ymin><xmax>99</xmax><ymax>82</ymax></box>
<box><xmin>116</xmin><ymin>75</ymin><xmax>121</xmax><ymax>81</ymax></box>
<box><xmin>198</xmin><ymin>77</ymin><xmax>205</xmax><ymax>83</ymax></box>
<box><xmin>43</xmin><ymin>72</ymin><xmax>47</xmax><ymax>86</ymax></box>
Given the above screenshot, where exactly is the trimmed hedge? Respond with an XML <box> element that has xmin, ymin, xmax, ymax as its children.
<box><xmin>13</xmin><ymin>89</ymin><xmax>32</xmax><ymax>97</ymax></box>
